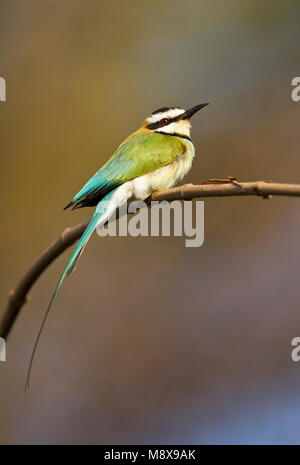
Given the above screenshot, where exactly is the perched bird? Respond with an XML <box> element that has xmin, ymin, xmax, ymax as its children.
<box><xmin>25</xmin><ymin>103</ymin><xmax>209</xmax><ymax>389</ymax></box>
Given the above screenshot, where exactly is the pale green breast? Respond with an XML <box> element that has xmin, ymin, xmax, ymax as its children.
<box><xmin>128</xmin><ymin>134</ymin><xmax>195</xmax><ymax>200</ymax></box>
<box><xmin>144</xmin><ymin>137</ymin><xmax>194</xmax><ymax>191</ymax></box>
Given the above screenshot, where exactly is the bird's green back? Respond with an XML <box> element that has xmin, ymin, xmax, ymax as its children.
<box><xmin>66</xmin><ymin>129</ymin><xmax>186</xmax><ymax>209</ymax></box>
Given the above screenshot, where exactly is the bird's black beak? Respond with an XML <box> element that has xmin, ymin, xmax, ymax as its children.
<box><xmin>181</xmin><ymin>103</ymin><xmax>209</xmax><ymax>120</ymax></box>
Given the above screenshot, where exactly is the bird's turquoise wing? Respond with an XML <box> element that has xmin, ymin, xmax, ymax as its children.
<box><xmin>65</xmin><ymin>130</ymin><xmax>185</xmax><ymax>209</ymax></box>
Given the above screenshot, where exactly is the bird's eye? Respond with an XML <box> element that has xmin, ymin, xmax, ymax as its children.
<box><xmin>161</xmin><ymin>118</ymin><xmax>169</xmax><ymax>125</ymax></box>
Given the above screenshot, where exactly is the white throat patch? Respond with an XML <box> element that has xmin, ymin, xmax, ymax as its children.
<box><xmin>155</xmin><ymin>119</ymin><xmax>191</xmax><ymax>137</ymax></box>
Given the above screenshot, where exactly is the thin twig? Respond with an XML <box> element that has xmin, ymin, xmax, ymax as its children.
<box><xmin>1</xmin><ymin>179</ymin><xmax>300</xmax><ymax>339</ymax></box>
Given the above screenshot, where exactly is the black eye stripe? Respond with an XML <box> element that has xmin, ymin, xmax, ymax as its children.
<box><xmin>146</xmin><ymin>114</ymin><xmax>182</xmax><ymax>130</ymax></box>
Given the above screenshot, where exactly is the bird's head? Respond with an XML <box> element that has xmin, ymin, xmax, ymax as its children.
<box><xmin>143</xmin><ymin>104</ymin><xmax>209</xmax><ymax>139</ymax></box>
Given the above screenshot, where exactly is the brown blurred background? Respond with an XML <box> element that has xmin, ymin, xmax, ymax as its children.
<box><xmin>1</xmin><ymin>0</ymin><xmax>300</xmax><ymax>444</ymax></box>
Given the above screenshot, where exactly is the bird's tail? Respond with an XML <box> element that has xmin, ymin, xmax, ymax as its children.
<box><xmin>25</xmin><ymin>192</ymin><xmax>115</xmax><ymax>390</ymax></box>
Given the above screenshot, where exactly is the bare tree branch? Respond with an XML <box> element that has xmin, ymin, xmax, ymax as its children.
<box><xmin>152</xmin><ymin>179</ymin><xmax>300</xmax><ymax>201</ymax></box>
<box><xmin>0</xmin><ymin>220</ymin><xmax>89</xmax><ymax>340</ymax></box>
<box><xmin>1</xmin><ymin>179</ymin><xmax>300</xmax><ymax>340</ymax></box>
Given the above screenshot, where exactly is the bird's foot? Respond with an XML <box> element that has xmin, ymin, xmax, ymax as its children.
<box><xmin>155</xmin><ymin>186</ymin><xmax>166</xmax><ymax>193</ymax></box>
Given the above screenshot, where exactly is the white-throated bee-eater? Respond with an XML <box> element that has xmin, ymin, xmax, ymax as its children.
<box><xmin>26</xmin><ymin>103</ymin><xmax>209</xmax><ymax>389</ymax></box>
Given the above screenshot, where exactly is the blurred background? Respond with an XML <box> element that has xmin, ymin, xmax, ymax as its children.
<box><xmin>1</xmin><ymin>0</ymin><xmax>300</xmax><ymax>445</ymax></box>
